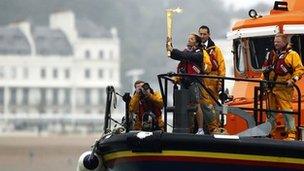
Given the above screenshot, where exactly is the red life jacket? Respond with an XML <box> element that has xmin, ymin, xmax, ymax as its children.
<box><xmin>177</xmin><ymin>61</ymin><xmax>201</xmax><ymax>75</ymax></box>
<box><xmin>274</xmin><ymin>56</ymin><xmax>292</xmax><ymax>76</ymax></box>
<box><xmin>176</xmin><ymin>47</ymin><xmax>202</xmax><ymax>74</ymax></box>
<box><xmin>263</xmin><ymin>49</ymin><xmax>292</xmax><ymax>76</ymax></box>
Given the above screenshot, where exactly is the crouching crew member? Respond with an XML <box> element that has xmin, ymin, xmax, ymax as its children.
<box><xmin>129</xmin><ymin>80</ymin><xmax>164</xmax><ymax>131</ymax></box>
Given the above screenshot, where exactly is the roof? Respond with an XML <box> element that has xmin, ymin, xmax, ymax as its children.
<box><xmin>32</xmin><ymin>27</ymin><xmax>73</xmax><ymax>56</ymax></box>
<box><xmin>76</xmin><ymin>19</ymin><xmax>112</xmax><ymax>38</ymax></box>
<box><xmin>0</xmin><ymin>27</ymin><xmax>31</xmax><ymax>55</ymax></box>
<box><xmin>232</xmin><ymin>11</ymin><xmax>304</xmax><ymax>30</ymax></box>
<box><xmin>232</xmin><ymin>0</ymin><xmax>304</xmax><ymax>31</ymax></box>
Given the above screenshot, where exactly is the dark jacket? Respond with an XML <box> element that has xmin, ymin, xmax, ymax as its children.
<box><xmin>170</xmin><ymin>48</ymin><xmax>203</xmax><ymax>87</ymax></box>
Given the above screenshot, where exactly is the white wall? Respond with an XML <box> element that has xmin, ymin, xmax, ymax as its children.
<box><xmin>0</xmin><ymin>11</ymin><xmax>121</xmax><ymax>115</ymax></box>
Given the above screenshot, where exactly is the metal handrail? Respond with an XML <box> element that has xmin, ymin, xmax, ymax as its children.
<box><xmin>157</xmin><ymin>73</ymin><xmax>302</xmax><ymax>134</ymax></box>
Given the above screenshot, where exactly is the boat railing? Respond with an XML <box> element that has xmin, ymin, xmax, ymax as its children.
<box><xmin>102</xmin><ymin>74</ymin><xmax>302</xmax><ymax>138</ymax></box>
<box><xmin>157</xmin><ymin>73</ymin><xmax>302</xmax><ymax>137</ymax></box>
<box><xmin>103</xmin><ymin>86</ymin><xmax>132</xmax><ymax>134</ymax></box>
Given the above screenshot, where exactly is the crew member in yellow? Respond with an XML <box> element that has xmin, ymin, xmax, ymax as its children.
<box><xmin>198</xmin><ymin>25</ymin><xmax>226</xmax><ymax>134</ymax></box>
<box><xmin>262</xmin><ymin>33</ymin><xmax>304</xmax><ymax>140</ymax></box>
<box><xmin>129</xmin><ymin>80</ymin><xmax>164</xmax><ymax>131</ymax></box>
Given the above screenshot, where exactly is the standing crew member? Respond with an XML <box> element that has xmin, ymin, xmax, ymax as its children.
<box><xmin>198</xmin><ymin>25</ymin><xmax>226</xmax><ymax>134</ymax></box>
<box><xmin>166</xmin><ymin>33</ymin><xmax>211</xmax><ymax>135</ymax></box>
<box><xmin>262</xmin><ymin>33</ymin><xmax>304</xmax><ymax>140</ymax></box>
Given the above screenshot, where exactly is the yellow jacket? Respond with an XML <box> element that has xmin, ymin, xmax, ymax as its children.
<box><xmin>269</xmin><ymin>50</ymin><xmax>304</xmax><ymax>101</ymax></box>
<box><xmin>206</xmin><ymin>45</ymin><xmax>226</xmax><ymax>77</ymax></box>
<box><xmin>129</xmin><ymin>91</ymin><xmax>163</xmax><ymax>115</ymax></box>
<box><xmin>202</xmin><ymin>49</ymin><xmax>212</xmax><ymax>74</ymax></box>
<box><xmin>129</xmin><ymin>91</ymin><xmax>164</xmax><ymax>130</ymax></box>
<box><xmin>201</xmin><ymin>45</ymin><xmax>225</xmax><ymax>105</ymax></box>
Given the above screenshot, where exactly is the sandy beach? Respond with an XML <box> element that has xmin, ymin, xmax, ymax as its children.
<box><xmin>0</xmin><ymin>133</ymin><xmax>99</xmax><ymax>171</ymax></box>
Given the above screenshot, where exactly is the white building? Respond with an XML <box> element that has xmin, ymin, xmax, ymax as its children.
<box><xmin>0</xmin><ymin>11</ymin><xmax>120</xmax><ymax>115</ymax></box>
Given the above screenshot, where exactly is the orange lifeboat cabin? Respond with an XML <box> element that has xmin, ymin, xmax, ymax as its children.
<box><xmin>226</xmin><ymin>0</ymin><xmax>304</xmax><ymax>139</ymax></box>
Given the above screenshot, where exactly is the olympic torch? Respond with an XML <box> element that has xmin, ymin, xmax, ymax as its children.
<box><xmin>166</xmin><ymin>7</ymin><xmax>182</xmax><ymax>57</ymax></box>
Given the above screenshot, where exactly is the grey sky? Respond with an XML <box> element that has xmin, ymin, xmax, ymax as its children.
<box><xmin>221</xmin><ymin>0</ymin><xmax>275</xmax><ymax>10</ymax></box>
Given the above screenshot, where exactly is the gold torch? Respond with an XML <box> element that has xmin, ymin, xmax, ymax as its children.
<box><xmin>166</xmin><ymin>7</ymin><xmax>182</xmax><ymax>57</ymax></box>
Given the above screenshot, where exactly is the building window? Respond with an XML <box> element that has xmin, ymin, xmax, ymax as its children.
<box><xmin>10</xmin><ymin>88</ymin><xmax>17</xmax><ymax>105</ymax></box>
<box><xmin>39</xmin><ymin>88</ymin><xmax>46</xmax><ymax>113</ymax></box>
<box><xmin>53</xmin><ymin>69</ymin><xmax>58</xmax><ymax>79</ymax></box>
<box><xmin>85</xmin><ymin>69</ymin><xmax>90</xmax><ymax>79</ymax></box>
<box><xmin>98</xmin><ymin>69</ymin><xmax>103</xmax><ymax>79</ymax></box>
<box><xmin>53</xmin><ymin>89</ymin><xmax>59</xmax><ymax>105</ymax></box>
<box><xmin>0</xmin><ymin>88</ymin><xmax>4</xmax><ymax>105</ymax></box>
<box><xmin>65</xmin><ymin>69</ymin><xmax>70</xmax><ymax>79</ymax></box>
<box><xmin>40</xmin><ymin>88</ymin><xmax>46</xmax><ymax>105</ymax></box>
<box><xmin>22</xmin><ymin>88</ymin><xmax>29</xmax><ymax>105</ymax></box>
<box><xmin>99</xmin><ymin>50</ymin><xmax>104</xmax><ymax>59</ymax></box>
<box><xmin>41</xmin><ymin>68</ymin><xmax>46</xmax><ymax>79</ymax></box>
<box><xmin>85</xmin><ymin>50</ymin><xmax>90</xmax><ymax>59</ymax></box>
<box><xmin>23</xmin><ymin>68</ymin><xmax>28</xmax><ymax>79</ymax></box>
<box><xmin>85</xmin><ymin>89</ymin><xmax>91</xmax><ymax>105</ymax></box>
<box><xmin>64</xmin><ymin>89</ymin><xmax>70</xmax><ymax>105</ymax></box>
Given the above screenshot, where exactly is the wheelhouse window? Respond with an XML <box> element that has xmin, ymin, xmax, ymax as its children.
<box><xmin>290</xmin><ymin>34</ymin><xmax>304</xmax><ymax>62</ymax></box>
<box><xmin>248</xmin><ymin>36</ymin><xmax>274</xmax><ymax>69</ymax></box>
<box><xmin>233</xmin><ymin>39</ymin><xmax>245</xmax><ymax>73</ymax></box>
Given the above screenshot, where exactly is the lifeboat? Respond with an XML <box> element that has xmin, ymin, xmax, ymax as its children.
<box><xmin>77</xmin><ymin>1</ymin><xmax>304</xmax><ymax>170</ymax></box>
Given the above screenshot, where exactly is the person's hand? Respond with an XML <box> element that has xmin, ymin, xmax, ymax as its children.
<box><xmin>166</xmin><ymin>37</ymin><xmax>173</xmax><ymax>52</ymax></box>
<box><xmin>286</xmin><ymin>79</ymin><xmax>294</xmax><ymax>87</ymax></box>
<box><xmin>122</xmin><ymin>93</ymin><xmax>131</xmax><ymax>102</ymax></box>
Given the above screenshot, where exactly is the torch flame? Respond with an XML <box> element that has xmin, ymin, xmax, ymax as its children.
<box><xmin>166</xmin><ymin>7</ymin><xmax>183</xmax><ymax>13</ymax></box>
<box><xmin>172</xmin><ymin>7</ymin><xmax>182</xmax><ymax>13</ymax></box>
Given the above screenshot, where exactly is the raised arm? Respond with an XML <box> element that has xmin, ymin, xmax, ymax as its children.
<box><xmin>170</xmin><ymin>49</ymin><xmax>202</xmax><ymax>64</ymax></box>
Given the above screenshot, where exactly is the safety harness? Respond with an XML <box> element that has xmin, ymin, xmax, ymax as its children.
<box><xmin>263</xmin><ymin>48</ymin><xmax>293</xmax><ymax>81</ymax></box>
